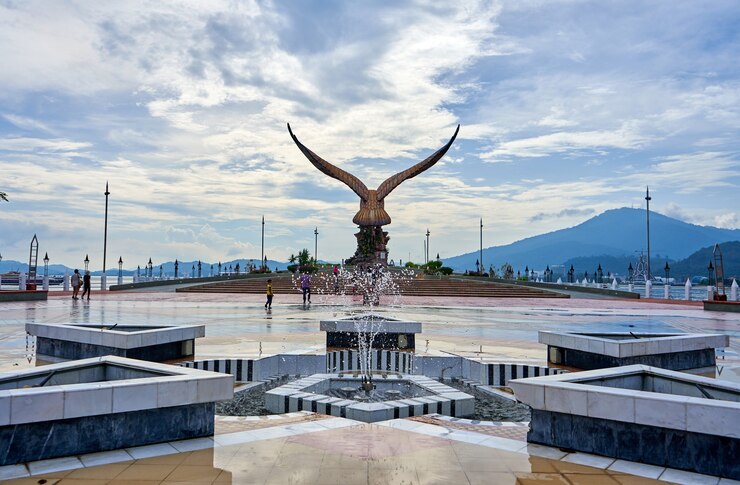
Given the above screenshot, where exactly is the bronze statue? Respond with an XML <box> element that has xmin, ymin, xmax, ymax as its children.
<box><xmin>288</xmin><ymin>123</ymin><xmax>460</xmax><ymax>265</ymax></box>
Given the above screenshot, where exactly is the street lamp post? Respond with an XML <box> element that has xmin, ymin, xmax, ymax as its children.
<box><xmin>664</xmin><ymin>262</ymin><xmax>670</xmax><ymax>282</ymax></box>
<box><xmin>645</xmin><ymin>186</ymin><xmax>652</xmax><ymax>280</ymax></box>
<box><xmin>43</xmin><ymin>252</ymin><xmax>50</xmax><ymax>291</ymax></box>
<box><xmin>218</xmin><ymin>261</ymin><xmax>222</xmax><ymax>275</ymax></box>
<box><xmin>475</xmin><ymin>259</ymin><xmax>479</xmax><ymax>274</ymax></box>
<box><xmin>103</xmin><ymin>182</ymin><xmax>110</xmax><ymax>277</ymax></box>
<box><xmin>191</xmin><ymin>264</ymin><xmax>195</xmax><ymax>278</ymax></box>
<box><xmin>174</xmin><ymin>259</ymin><xmax>179</xmax><ymax>278</ymax></box>
<box><xmin>708</xmin><ymin>260</ymin><xmax>715</xmax><ymax>300</ymax></box>
<box><xmin>147</xmin><ymin>258</ymin><xmax>153</xmax><ymax>279</ymax></box>
<box><xmin>568</xmin><ymin>264</ymin><xmax>574</xmax><ymax>283</ymax></box>
<box><xmin>597</xmin><ymin>264</ymin><xmax>603</xmax><ymax>285</ymax></box>
<box><xmin>479</xmin><ymin>218</ymin><xmax>483</xmax><ymax>277</ymax></box>
<box><xmin>261</xmin><ymin>215</ymin><xmax>265</xmax><ymax>270</ymax></box>
<box><xmin>314</xmin><ymin>227</ymin><xmax>318</xmax><ymax>264</ymax></box>
<box><xmin>84</xmin><ymin>254</ymin><xmax>90</xmax><ymax>272</ymax></box>
<box><xmin>159</xmin><ymin>265</ymin><xmax>163</xmax><ymax>279</ymax></box>
<box><xmin>210</xmin><ymin>264</ymin><xmax>213</xmax><ymax>277</ymax></box>
<box><xmin>198</xmin><ymin>260</ymin><xmax>202</xmax><ymax>278</ymax></box>
<box><xmin>424</xmin><ymin>227</ymin><xmax>430</xmax><ymax>264</ymax></box>
<box><xmin>118</xmin><ymin>257</ymin><xmax>123</xmax><ymax>285</ymax></box>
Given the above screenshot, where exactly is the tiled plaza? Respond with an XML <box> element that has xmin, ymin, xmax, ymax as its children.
<box><xmin>0</xmin><ymin>291</ymin><xmax>738</xmax><ymax>483</ymax></box>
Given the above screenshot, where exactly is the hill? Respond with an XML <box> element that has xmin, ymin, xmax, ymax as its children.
<box><xmin>443</xmin><ymin>208</ymin><xmax>740</xmax><ymax>272</ymax></box>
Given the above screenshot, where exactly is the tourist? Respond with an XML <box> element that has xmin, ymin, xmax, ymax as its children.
<box><xmin>265</xmin><ymin>278</ymin><xmax>273</xmax><ymax>309</ymax></box>
<box><xmin>81</xmin><ymin>271</ymin><xmax>92</xmax><ymax>300</ymax></box>
<box><xmin>71</xmin><ymin>269</ymin><xmax>82</xmax><ymax>300</ymax></box>
<box><xmin>300</xmin><ymin>272</ymin><xmax>311</xmax><ymax>304</ymax></box>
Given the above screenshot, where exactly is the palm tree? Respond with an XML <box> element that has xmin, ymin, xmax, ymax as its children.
<box><xmin>0</xmin><ymin>191</ymin><xmax>7</xmax><ymax>202</ymax></box>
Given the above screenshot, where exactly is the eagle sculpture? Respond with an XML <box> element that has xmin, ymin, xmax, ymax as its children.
<box><xmin>288</xmin><ymin>123</ymin><xmax>460</xmax><ymax>227</ymax></box>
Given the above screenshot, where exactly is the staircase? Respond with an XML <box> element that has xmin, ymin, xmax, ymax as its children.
<box><xmin>177</xmin><ymin>275</ymin><xmax>568</xmax><ymax>298</ymax></box>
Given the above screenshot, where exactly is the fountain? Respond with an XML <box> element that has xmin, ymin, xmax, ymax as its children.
<box><xmin>267</xmin><ymin>265</ymin><xmax>474</xmax><ymax>422</ymax></box>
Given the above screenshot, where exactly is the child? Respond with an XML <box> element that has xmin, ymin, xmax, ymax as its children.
<box><xmin>265</xmin><ymin>279</ymin><xmax>273</xmax><ymax>309</ymax></box>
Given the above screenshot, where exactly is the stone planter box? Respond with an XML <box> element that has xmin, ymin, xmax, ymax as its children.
<box><xmin>0</xmin><ymin>355</ymin><xmax>233</xmax><ymax>465</ymax></box>
<box><xmin>26</xmin><ymin>322</ymin><xmax>205</xmax><ymax>363</ymax></box>
<box><xmin>320</xmin><ymin>314</ymin><xmax>421</xmax><ymax>351</ymax></box>
<box><xmin>265</xmin><ymin>373</ymin><xmax>473</xmax><ymax>422</ymax></box>
<box><xmin>539</xmin><ymin>331</ymin><xmax>728</xmax><ymax>371</ymax></box>
<box><xmin>510</xmin><ymin>364</ymin><xmax>740</xmax><ymax>479</ymax></box>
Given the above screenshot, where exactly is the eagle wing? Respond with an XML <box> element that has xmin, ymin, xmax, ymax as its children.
<box><xmin>376</xmin><ymin>124</ymin><xmax>460</xmax><ymax>200</ymax></box>
<box><xmin>288</xmin><ymin>123</ymin><xmax>369</xmax><ymax>200</ymax></box>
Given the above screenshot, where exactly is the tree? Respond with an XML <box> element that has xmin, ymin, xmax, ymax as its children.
<box><xmin>297</xmin><ymin>249</ymin><xmax>312</xmax><ymax>266</ymax></box>
<box><xmin>0</xmin><ymin>192</ymin><xmax>7</xmax><ymax>202</ymax></box>
<box><xmin>500</xmin><ymin>263</ymin><xmax>514</xmax><ymax>280</ymax></box>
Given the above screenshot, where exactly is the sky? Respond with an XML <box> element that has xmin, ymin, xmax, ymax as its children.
<box><xmin>0</xmin><ymin>0</ymin><xmax>739</xmax><ymax>270</ymax></box>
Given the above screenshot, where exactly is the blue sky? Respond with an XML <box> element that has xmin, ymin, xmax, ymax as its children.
<box><xmin>1</xmin><ymin>0</ymin><xmax>739</xmax><ymax>269</ymax></box>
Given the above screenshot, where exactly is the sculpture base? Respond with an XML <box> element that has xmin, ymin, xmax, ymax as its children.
<box><xmin>346</xmin><ymin>226</ymin><xmax>389</xmax><ymax>267</ymax></box>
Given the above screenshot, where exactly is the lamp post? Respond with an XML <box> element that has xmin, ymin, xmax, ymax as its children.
<box><xmin>137</xmin><ymin>265</ymin><xmax>140</xmax><ymax>278</ymax></box>
<box><xmin>84</xmin><ymin>254</ymin><xmax>90</xmax><ymax>272</ymax></box>
<box><xmin>425</xmin><ymin>228</ymin><xmax>430</xmax><ymax>265</ymax></box>
<box><xmin>597</xmin><ymin>264</ymin><xmax>603</xmax><ymax>285</ymax></box>
<box><xmin>159</xmin><ymin>265</ymin><xmax>163</xmax><ymax>279</ymax></box>
<box><xmin>476</xmin><ymin>259</ymin><xmax>479</xmax><ymax>274</ymax></box>
<box><xmin>191</xmin><ymin>264</ymin><xmax>195</xmax><ymax>278</ymax></box>
<box><xmin>261</xmin><ymin>215</ymin><xmax>265</xmax><ymax>270</ymax></box>
<box><xmin>568</xmin><ymin>264</ymin><xmax>574</xmax><ymax>283</ymax></box>
<box><xmin>118</xmin><ymin>256</ymin><xmax>123</xmax><ymax>285</ymax></box>
<box><xmin>147</xmin><ymin>258</ymin><xmax>153</xmax><ymax>279</ymax></box>
<box><xmin>198</xmin><ymin>260</ymin><xmax>202</xmax><ymax>278</ymax></box>
<box><xmin>664</xmin><ymin>261</ymin><xmax>671</xmax><ymax>299</ymax></box>
<box><xmin>479</xmin><ymin>218</ymin><xmax>483</xmax><ymax>278</ymax></box>
<box><xmin>174</xmin><ymin>259</ymin><xmax>179</xmax><ymax>278</ymax></box>
<box><xmin>218</xmin><ymin>261</ymin><xmax>222</xmax><ymax>275</ymax></box>
<box><xmin>314</xmin><ymin>227</ymin><xmax>318</xmax><ymax>264</ymax></box>
<box><xmin>525</xmin><ymin>266</ymin><xmax>529</xmax><ymax>280</ymax></box>
<box><xmin>707</xmin><ymin>261</ymin><xmax>714</xmax><ymax>286</ymax></box>
<box><xmin>210</xmin><ymin>264</ymin><xmax>213</xmax><ymax>277</ymax></box>
<box><xmin>42</xmin><ymin>252</ymin><xmax>50</xmax><ymax>291</ymax></box>
<box><xmin>103</xmin><ymin>181</ymin><xmax>110</xmax><ymax>276</ymax></box>
<box><xmin>645</xmin><ymin>186</ymin><xmax>652</xmax><ymax>280</ymax></box>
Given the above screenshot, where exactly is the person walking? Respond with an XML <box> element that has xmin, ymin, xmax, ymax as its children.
<box><xmin>71</xmin><ymin>269</ymin><xmax>82</xmax><ymax>300</ymax></box>
<box><xmin>81</xmin><ymin>270</ymin><xmax>92</xmax><ymax>300</ymax></box>
<box><xmin>265</xmin><ymin>278</ymin><xmax>273</xmax><ymax>309</ymax></box>
<box><xmin>300</xmin><ymin>272</ymin><xmax>311</xmax><ymax>304</ymax></box>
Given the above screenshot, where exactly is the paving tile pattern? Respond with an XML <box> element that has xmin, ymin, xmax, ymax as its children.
<box><xmin>408</xmin><ymin>415</ymin><xmax>529</xmax><ymax>441</ymax></box>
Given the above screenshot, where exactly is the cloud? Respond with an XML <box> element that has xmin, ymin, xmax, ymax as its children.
<box><xmin>1</xmin><ymin>1</ymin><xmax>740</xmax><ymax>266</ymax></box>
<box><xmin>529</xmin><ymin>208</ymin><xmax>596</xmax><ymax>223</ymax></box>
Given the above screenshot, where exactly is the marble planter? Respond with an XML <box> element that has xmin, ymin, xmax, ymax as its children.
<box><xmin>510</xmin><ymin>364</ymin><xmax>740</xmax><ymax>479</ymax></box>
<box><xmin>26</xmin><ymin>322</ymin><xmax>205</xmax><ymax>363</ymax></box>
<box><xmin>0</xmin><ymin>355</ymin><xmax>233</xmax><ymax>465</ymax></box>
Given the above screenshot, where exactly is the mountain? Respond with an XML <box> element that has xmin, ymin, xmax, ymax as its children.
<box><xmin>443</xmin><ymin>208</ymin><xmax>740</xmax><ymax>272</ymax></box>
<box><xmin>668</xmin><ymin>241</ymin><xmax>740</xmax><ymax>281</ymax></box>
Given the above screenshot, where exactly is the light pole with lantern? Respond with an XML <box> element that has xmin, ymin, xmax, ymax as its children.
<box><xmin>314</xmin><ymin>227</ymin><xmax>319</xmax><ymax>265</ymax></box>
<box><xmin>84</xmin><ymin>254</ymin><xmax>90</xmax><ymax>272</ymax></box>
<box><xmin>118</xmin><ymin>257</ymin><xmax>123</xmax><ymax>285</ymax></box>
<box><xmin>147</xmin><ymin>258</ymin><xmax>153</xmax><ymax>279</ymax></box>
<box><xmin>174</xmin><ymin>259</ymin><xmax>179</xmax><ymax>278</ymax></box>
<box><xmin>664</xmin><ymin>262</ymin><xmax>671</xmax><ymax>299</ymax></box>
<box><xmin>43</xmin><ymin>252</ymin><xmax>50</xmax><ymax>290</ymax></box>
